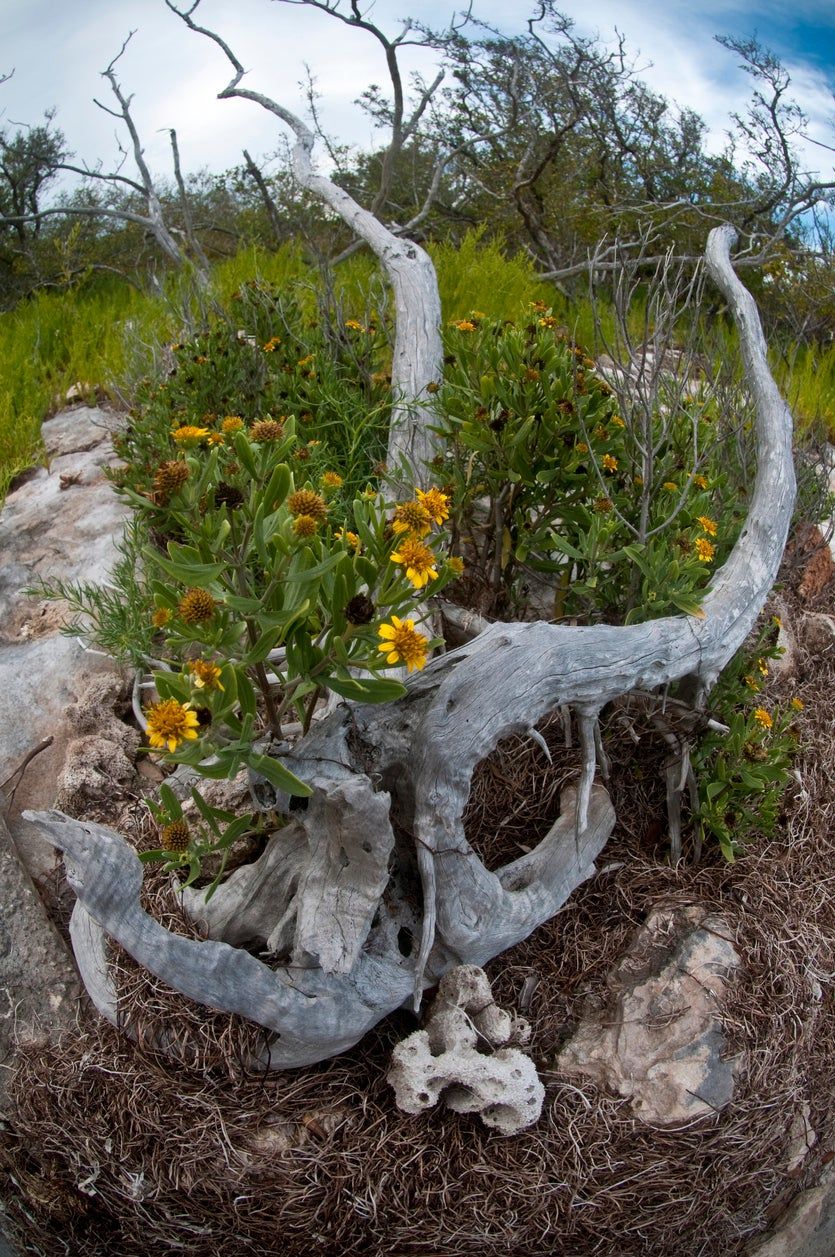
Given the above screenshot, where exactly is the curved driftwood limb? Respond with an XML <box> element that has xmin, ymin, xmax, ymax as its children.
<box><xmin>166</xmin><ymin>1</ymin><xmax>442</xmax><ymax>485</ymax></box>
<box><xmin>24</xmin><ymin>781</ymin><xmax>613</xmax><ymax>1068</ymax></box>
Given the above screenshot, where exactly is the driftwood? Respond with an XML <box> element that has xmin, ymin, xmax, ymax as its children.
<box><xmin>22</xmin><ymin>18</ymin><xmax>795</xmax><ymax>1075</ymax></box>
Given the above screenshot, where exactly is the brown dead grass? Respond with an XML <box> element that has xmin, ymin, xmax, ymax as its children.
<box><xmin>1</xmin><ymin>581</ymin><xmax>834</xmax><ymax>1256</ymax></box>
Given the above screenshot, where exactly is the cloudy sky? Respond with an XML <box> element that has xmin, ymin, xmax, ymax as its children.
<box><xmin>1</xmin><ymin>0</ymin><xmax>833</xmax><ymax>191</ymax></box>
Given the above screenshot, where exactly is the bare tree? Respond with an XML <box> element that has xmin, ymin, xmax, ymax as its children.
<box><xmin>25</xmin><ymin>1</ymin><xmax>796</xmax><ymax>1072</ymax></box>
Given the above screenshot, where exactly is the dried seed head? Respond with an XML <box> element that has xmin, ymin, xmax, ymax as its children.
<box><xmin>215</xmin><ymin>482</ymin><xmax>244</xmax><ymax>509</ymax></box>
<box><xmin>345</xmin><ymin>594</ymin><xmax>375</xmax><ymax>625</ymax></box>
<box><xmin>161</xmin><ymin>818</ymin><xmax>190</xmax><ymax>853</ymax></box>
<box><xmin>178</xmin><ymin>588</ymin><xmax>216</xmax><ymax>624</ymax></box>
<box><xmin>287</xmin><ymin>489</ymin><xmax>327</xmax><ymax>521</ymax></box>
<box><xmin>250</xmin><ymin>419</ymin><xmax>284</xmax><ymax>442</ymax></box>
<box><xmin>154</xmin><ymin>460</ymin><xmax>190</xmax><ymax>497</ymax></box>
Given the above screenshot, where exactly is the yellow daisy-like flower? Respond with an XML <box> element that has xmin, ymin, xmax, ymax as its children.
<box><xmin>392</xmin><ymin>500</ymin><xmax>432</xmax><ymax>537</ymax></box>
<box><xmin>145</xmin><ymin>699</ymin><xmax>200</xmax><ymax>753</ymax></box>
<box><xmin>297</xmin><ymin>354</ymin><xmax>315</xmax><ymax>368</ymax></box>
<box><xmin>390</xmin><ymin>537</ymin><xmax>439</xmax><ymax>589</ymax></box>
<box><xmin>344</xmin><ymin>319</ymin><xmax>365</xmax><ymax>331</ymax></box>
<box><xmin>756</xmin><ymin>657</ymin><xmax>768</xmax><ymax>677</ymax></box>
<box><xmin>222</xmin><ymin>415</ymin><xmax>244</xmax><ymax>433</ymax></box>
<box><xmin>663</xmin><ymin>481</ymin><xmax>678</xmax><ymax>491</ymax></box>
<box><xmin>575</xmin><ymin>442</ymin><xmax>589</xmax><ymax>455</ymax></box>
<box><xmin>207</xmin><ymin>433</ymin><xmax>225</xmax><ymax>446</ymax></box>
<box><xmin>452</xmin><ymin>320</ymin><xmax>476</xmax><ymax>332</ymax></box>
<box><xmin>152</xmin><ymin>607</ymin><xmax>171</xmax><ymax>629</ymax></box>
<box><xmin>753</xmin><ymin>707</ymin><xmax>773</xmax><ymax>730</ymax></box>
<box><xmin>697</xmin><ymin>515</ymin><xmax>718</xmax><ymax>537</ymax></box>
<box><xmin>172</xmin><ymin>425</ymin><xmax>210</xmax><ymax>446</ymax></box>
<box><xmin>287</xmin><ymin>489</ymin><xmax>327</xmax><ymax>521</ymax></box>
<box><xmin>320</xmin><ymin>471</ymin><xmax>344</xmax><ymax>491</ymax></box>
<box><xmin>377</xmin><ymin>615</ymin><xmax>428</xmax><ymax>672</ymax></box>
<box><xmin>695</xmin><ymin>537</ymin><xmax>715</xmax><ymax>563</ymax></box>
<box><xmin>448</xmin><ymin>555</ymin><xmax>465</xmax><ymax>577</ymax></box>
<box><xmin>791</xmin><ymin>697</ymin><xmax>804</xmax><ymax>711</ymax></box>
<box><xmin>416</xmin><ymin>486</ymin><xmax>450</xmax><ymax>526</ymax></box>
<box><xmin>602</xmin><ymin>454</ymin><xmax>618</xmax><ymax>472</ymax></box>
<box><xmin>744</xmin><ymin>675</ymin><xmax>761</xmax><ymax>693</ymax></box>
<box><xmin>335</xmin><ymin>528</ymin><xmax>361</xmax><ymax>550</ymax></box>
<box><xmin>693</xmin><ymin>474</ymin><xmax>709</xmax><ymax>489</ymax></box>
<box><xmin>772</xmin><ymin>614</ymin><xmax>782</xmax><ymax>629</ymax></box>
<box><xmin>187</xmin><ymin>658</ymin><xmax>224</xmax><ymax>691</ymax></box>
<box><xmin>611</xmin><ymin>415</ymin><xmax>626</xmax><ymax>428</ymax></box>
<box><xmin>263</xmin><ymin>336</ymin><xmax>282</xmax><ymax>352</ymax></box>
<box><xmin>538</xmin><ymin>316</ymin><xmax>558</xmax><ymax>328</ymax></box>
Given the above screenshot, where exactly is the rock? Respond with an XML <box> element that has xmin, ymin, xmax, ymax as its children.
<box><xmin>800</xmin><ymin>612</ymin><xmax>835</xmax><ymax>653</ymax></box>
<box><xmin>0</xmin><ymin>800</ymin><xmax>80</xmax><ymax>1120</ymax></box>
<box><xmin>0</xmin><ymin>406</ymin><xmax>128</xmax><ymax>881</ymax></box>
<box><xmin>555</xmin><ymin>904</ymin><xmax>741</xmax><ymax>1126</ymax></box>
<box><xmin>387</xmin><ymin>965</ymin><xmax>544</xmax><ymax>1136</ymax></box>
<box><xmin>786</xmin><ymin>1101</ymin><xmax>816</xmax><ymax>1175</ymax></box>
<box><xmin>747</xmin><ymin>1162</ymin><xmax>835</xmax><ymax>1257</ymax></box>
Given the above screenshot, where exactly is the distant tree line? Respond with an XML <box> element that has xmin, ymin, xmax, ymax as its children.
<box><xmin>0</xmin><ymin>3</ymin><xmax>832</xmax><ymax>341</ymax></box>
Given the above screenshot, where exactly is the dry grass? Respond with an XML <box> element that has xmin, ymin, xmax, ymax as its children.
<box><xmin>2</xmin><ymin>584</ymin><xmax>834</xmax><ymax>1257</ymax></box>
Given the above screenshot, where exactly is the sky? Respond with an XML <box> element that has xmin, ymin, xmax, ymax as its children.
<box><xmin>0</xmin><ymin>0</ymin><xmax>833</xmax><ymax>193</ymax></box>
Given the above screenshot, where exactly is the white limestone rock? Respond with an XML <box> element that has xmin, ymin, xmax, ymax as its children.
<box><xmin>555</xmin><ymin>904</ymin><xmax>742</xmax><ymax>1126</ymax></box>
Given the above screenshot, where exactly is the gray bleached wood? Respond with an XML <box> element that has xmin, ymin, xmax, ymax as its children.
<box><xmin>22</xmin><ymin>225</ymin><xmax>794</xmax><ymax>1066</ymax></box>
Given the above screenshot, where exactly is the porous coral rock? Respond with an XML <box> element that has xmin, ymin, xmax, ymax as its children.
<box><xmin>387</xmin><ymin>965</ymin><xmax>544</xmax><ymax>1136</ymax></box>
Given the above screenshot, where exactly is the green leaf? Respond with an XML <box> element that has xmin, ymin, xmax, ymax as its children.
<box><xmin>146</xmin><ymin>550</ymin><xmax>226</xmax><ymax>587</ymax></box>
<box><xmin>324</xmin><ymin>673</ymin><xmax>407</xmax><ymax>703</ymax></box>
<box><xmin>233</xmin><ymin>430</ymin><xmax>258</xmax><ymax>477</ymax></box>
<box><xmin>158</xmin><ymin>783</ymin><xmax>183</xmax><ymax>819</ymax></box>
<box><xmin>247</xmin><ymin>752</ymin><xmax>312</xmax><ymax>797</ymax></box>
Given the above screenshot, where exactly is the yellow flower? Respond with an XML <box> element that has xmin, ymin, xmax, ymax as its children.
<box><xmin>602</xmin><ymin>454</ymin><xmax>618</xmax><ymax>472</ymax></box>
<box><xmin>693</xmin><ymin>474</ymin><xmax>709</xmax><ymax>489</ymax></box>
<box><xmin>695</xmin><ymin>537</ymin><xmax>715</xmax><ymax>563</ymax></box>
<box><xmin>344</xmin><ymin>319</ymin><xmax>365</xmax><ymax>331</ymax></box>
<box><xmin>538</xmin><ymin>316</ymin><xmax>558</xmax><ymax>328</ymax></box>
<box><xmin>207</xmin><ymin>432</ymin><xmax>225</xmax><ymax>446</ymax></box>
<box><xmin>152</xmin><ymin>607</ymin><xmax>171</xmax><ymax>629</ymax></box>
<box><xmin>417</xmin><ymin>485</ymin><xmax>450</xmax><ymax>525</ymax></box>
<box><xmin>390</xmin><ymin>537</ymin><xmax>439</xmax><ymax>589</ymax></box>
<box><xmin>263</xmin><ymin>336</ymin><xmax>281</xmax><ymax>352</ymax></box>
<box><xmin>221</xmin><ymin>415</ymin><xmax>244</xmax><ymax>433</ymax></box>
<box><xmin>452</xmin><ymin>320</ymin><xmax>476</xmax><ymax>332</ymax></box>
<box><xmin>744</xmin><ymin>675</ymin><xmax>761</xmax><ymax>692</ymax></box>
<box><xmin>791</xmin><ymin>697</ymin><xmax>804</xmax><ymax>711</ymax></box>
<box><xmin>611</xmin><ymin>415</ymin><xmax>626</xmax><ymax>428</ymax></box>
<box><xmin>321</xmin><ymin>471</ymin><xmax>344</xmax><ymax>491</ymax></box>
<box><xmin>772</xmin><ymin>615</ymin><xmax>782</xmax><ymax>629</ymax></box>
<box><xmin>753</xmin><ymin>707</ymin><xmax>773</xmax><ymax>729</ymax></box>
<box><xmin>575</xmin><ymin>442</ymin><xmax>589</xmax><ymax>455</ymax></box>
<box><xmin>663</xmin><ymin>481</ymin><xmax>678</xmax><ymax>491</ymax></box>
<box><xmin>336</xmin><ymin>528</ymin><xmax>361</xmax><ymax>550</ymax></box>
<box><xmin>187</xmin><ymin>659</ymin><xmax>224</xmax><ymax>691</ymax></box>
<box><xmin>287</xmin><ymin>489</ymin><xmax>327</xmax><ymax>521</ymax></box>
<box><xmin>377</xmin><ymin>615</ymin><xmax>428</xmax><ymax>672</ymax></box>
<box><xmin>392</xmin><ymin>500</ymin><xmax>432</xmax><ymax>537</ymax></box>
<box><xmin>756</xmin><ymin>657</ymin><xmax>769</xmax><ymax>677</ymax></box>
<box><xmin>530</xmin><ymin>300</ymin><xmax>548</xmax><ymax>312</ymax></box>
<box><xmin>696</xmin><ymin>515</ymin><xmax>718</xmax><ymax>536</ymax></box>
<box><xmin>145</xmin><ymin>699</ymin><xmax>200</xmax><ymax>753</ymax></box>
<box><xmin>297</xmin><ymin>354</ymin><xmax>315</xmax><ymax>368</ymax></box>
<box><xmin>448</xmin><ymin>555</ymin><xmax>465</xmax><ymax>577</ymax></box>
<box><xmin>172</xmin><ymin>425</ymin><xmax>210</xmax><ymax>446</ymax></box>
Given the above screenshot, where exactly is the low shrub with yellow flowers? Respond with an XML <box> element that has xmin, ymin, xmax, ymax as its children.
<box><xmin>690</xmin><ymin>619</ymin><xmax>801</xmax><ymax>862</ymax></box>
<box><xmin>435</xmin><ymin>308</ymin><xmax>748</xmax><ymax>624</ymax></box>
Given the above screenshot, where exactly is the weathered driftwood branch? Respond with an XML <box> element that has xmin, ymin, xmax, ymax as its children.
<box><xmin>166</xmin><ymin>0</ymin><xmax>443</xmax><ymax>484</ymax></box>
<box><xmin>24</xmin><ymin>217</ymin><xmax>793</xmax><ymax>1067</ymax></box>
